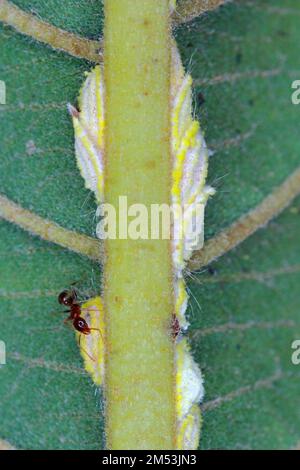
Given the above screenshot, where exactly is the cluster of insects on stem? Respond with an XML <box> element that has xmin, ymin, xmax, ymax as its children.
<box><xmin>57</xmin><ymin>288</ymin><xmax>181</xmax><ymax>361</ymax></box>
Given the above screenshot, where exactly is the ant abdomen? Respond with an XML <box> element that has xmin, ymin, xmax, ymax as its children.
<box><xmin>58</xmin><ymin>289</ymin><xmax>77</xmax><ymax>307</ymax></box>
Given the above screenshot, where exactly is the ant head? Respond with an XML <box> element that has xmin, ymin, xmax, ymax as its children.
<box><xmin>58</xmin><ymin>289</ymin><xmax>77</xmax><ymax>307</ymax></box>
<box><xmin>74</xmin><ymin>317</ymin><xmax>90</xmax><ymax>335</ymax></box>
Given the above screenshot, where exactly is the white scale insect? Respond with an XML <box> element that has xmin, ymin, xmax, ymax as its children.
<box><xmin>68</xmin><ymin>18</ymin><xmax>214</xmax><ymax>451</ymax></box>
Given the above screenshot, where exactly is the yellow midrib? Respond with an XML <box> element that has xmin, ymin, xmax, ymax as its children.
<box><xmin>103</xmin><ymin>0</ymin><xmax>176</xmax><ymax>449</ymax></box>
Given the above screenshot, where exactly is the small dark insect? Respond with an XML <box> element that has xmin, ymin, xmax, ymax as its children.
<box><xmin>58</xmin><ymin>289</ymin><xmax>91</xmax><ymax>335</ymax></box>
<box><xmin>235</xmin><ymin>52</ymin><xmax>243</xmax><ymax>64</ymax></box>
<box><xmin>197</xmin><ymin>91</ymin><xmax>205</xmax><ymax>107</ymax></box>
<box><xmin>171</xmin><ymin>314</ymin><xmax>181</xmax><ymax>340</ymax></box>
<box><xmin>208</xmin><ymin>266</ymin><xmax>217</xmax><ymax>276</ymax></box>
<box><xmin>58</xmin><ymin>289</ymin><xmax>100</xmax><ymax>361</ymax></box>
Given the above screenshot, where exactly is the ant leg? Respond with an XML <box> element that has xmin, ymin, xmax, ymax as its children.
<box><xmin>81</xmin><ymin>305</ymin><xmax>99</xmax><ymax>314</ymax></box>
<box><xmin>80</xmin><ymin>306</ymin><xmax>104</xmax><ymax>339</ymax></box>
<box><xmin>78</xmin><ymin>334</ymin><xmax>95</xmax><ymax>362</ymax></box>
<box><xmin>69</xmin><ymin>272</ymin><xmax>90</xmax><ymax>288</ymax></box>
<box><xmin>89</xmin><ymin>327</ymin><xmax>103</xmax><ymax>340</ymax></box>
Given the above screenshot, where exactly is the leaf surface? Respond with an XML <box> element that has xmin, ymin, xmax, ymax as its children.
<box><xmin>0</xmin><ymin>0</ymin><xmax>299</xmax><ymax>449</ymax></box>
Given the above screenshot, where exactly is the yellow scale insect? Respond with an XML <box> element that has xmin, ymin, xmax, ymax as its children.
<box><xmin>68</xmin><ymin>6</ymin><xmax>214</xmax><ymax>449</ymax></box>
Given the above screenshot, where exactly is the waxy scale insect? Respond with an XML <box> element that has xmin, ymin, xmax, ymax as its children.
<box><xmin>68</xmin><ymin>35</ymin><xmax>214</xmax><ymax>448</ymax></box>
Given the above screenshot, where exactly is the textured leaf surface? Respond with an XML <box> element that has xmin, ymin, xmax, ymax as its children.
<box><xmin>0</xmin><ymin>0</ymin><xmax>299</xmax><ymax>449</ymax></box>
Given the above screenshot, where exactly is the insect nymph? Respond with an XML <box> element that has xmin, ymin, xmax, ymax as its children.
<box><xmin>68</xmin><ymin>42</ymin><xmax>213</xmax><ymax>447</ymax></box>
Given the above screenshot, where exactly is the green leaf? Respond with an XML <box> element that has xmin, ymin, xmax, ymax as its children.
<box><xmin>0</xmin><ymin>0</ymin><xmax>299</xmax><ymax>449</ymax></box>
<box><xmin>189</xmin><ymin>198</ymin><xmax>300</xmax><ymax>449</ymax></box>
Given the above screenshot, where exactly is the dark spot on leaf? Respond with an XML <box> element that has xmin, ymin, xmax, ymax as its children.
<box><xmin>277</xmin><ymin>30</ymin><xmax>288</xmax><ymax>37</ymax></box>
<box><xmin>235</xmin><ymin>52</ymin><xmax>243</xmax><ymax>64</ymax></box>
<box><xmin>197</xmin><ymin>92</ymin><xmax>205</xmax><ymax>107</ymax></box>
<box><xmin>208</xmin><ymin>266</ymin><xmax>217</xmax><ymax>276</ymax></box>
<box><xmin>145</xmin><ymin>160</ymin><xmax>156</xmax><ymax>170</ymax></box>
<box><xmin>114</xmin><ymin>296</ymin><xmax>123</xmax><ymax>306</ymax></box>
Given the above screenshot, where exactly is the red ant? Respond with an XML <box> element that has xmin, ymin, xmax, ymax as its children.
<box><xmin>58</xmin><ymin>289</ymin><xmax>100</xmax><ymax>361</ymax></box>
<box><xmin>58</xmin><ymin>289</ymin><xmax>92</xmax><ymax>334</ymax></box>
